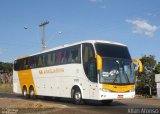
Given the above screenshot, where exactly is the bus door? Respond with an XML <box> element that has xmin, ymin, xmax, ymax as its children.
<box><xmin>83</xmin><ymin>43</ymin><xmax>98</xmax><ymax>99</ymax></box>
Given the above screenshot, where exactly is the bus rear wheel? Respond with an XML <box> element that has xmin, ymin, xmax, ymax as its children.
<box><xmin>73</xmin><ymin>89</ymin><xmax>83</xmax><ymax>104</ymax></box>
<box><xmin>22</xmin><ymin>87</ymin><xmax>28</xmax><ymax>99</ymax></box>
<box><xmin>29</xmin><ymin>87</ymin><xmax>36</xmax><ymax>99</ymax></box>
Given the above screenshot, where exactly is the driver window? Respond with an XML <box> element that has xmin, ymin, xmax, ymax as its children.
<box><xmin>83</xmin><ymin>43</ymin><xmax>97</xmax><ymax>82</ymax></box>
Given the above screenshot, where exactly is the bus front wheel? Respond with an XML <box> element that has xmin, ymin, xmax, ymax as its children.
<box><xmin>73</xmin><ymin>89</ymin><xmax>83</xmax><ymax>104</ymax></box>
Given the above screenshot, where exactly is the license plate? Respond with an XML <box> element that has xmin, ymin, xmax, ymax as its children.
<box><xmin>117</xmin><ymin>95</ymin><xmax>124</xmax><ymax>99</ymax></box>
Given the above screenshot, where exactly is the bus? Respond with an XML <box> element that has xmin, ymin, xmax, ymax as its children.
<box><xmin>13</xmin><ymin>40</ymin><xmax>142</xmax><ymax>104</ymax></box>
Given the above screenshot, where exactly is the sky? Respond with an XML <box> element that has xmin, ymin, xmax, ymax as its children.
<box><xmin>0</xmin><ymin>0</ymin><xmax>160</xmax><ymax>62</ymax></box>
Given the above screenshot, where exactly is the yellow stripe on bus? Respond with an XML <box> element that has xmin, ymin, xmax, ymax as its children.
<box><xmin>102</xmin><ymin>84</ymin><xmax>134</xmax><ymax>92</ymax></box>
<box><xmin>18</xmin><ymin>69</ymin><xmax>37</xmax><ymax>95</ymax></box>
<box><xmin>16</xmin><ymin>56</ymin><xmax>28</xmax><ymax>60</ymax></box>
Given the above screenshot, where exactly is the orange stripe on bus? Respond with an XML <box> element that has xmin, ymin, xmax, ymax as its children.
<box><xmin>18</xmin><ymin>70</ymin><xmax>37</xmax><ymax>95</ymax></box>
<box><xmin>102</xmin><ymin>84</ymin><xmax>134</xmax><ymax>92</ymax></box>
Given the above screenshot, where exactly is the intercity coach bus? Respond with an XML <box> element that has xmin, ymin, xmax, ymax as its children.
<box><xmin>13</xmin><ymin>40</ymin><xmax>142</xmax><ymax>104</ymax></box>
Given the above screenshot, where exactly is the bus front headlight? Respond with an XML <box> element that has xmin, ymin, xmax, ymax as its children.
<box><xmin>129</xmin><ymin>88</ymin><xmax>135</xmax><ymax>92</ymax></box>
<box><xmin>100</xmin><ymin>88</ymin><xmax>111</xmax><ymax>92</ymax></box>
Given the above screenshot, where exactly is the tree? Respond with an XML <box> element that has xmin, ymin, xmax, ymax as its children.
<box><xmin>0</xmin><ymin>62</ymin><xmax>13</xmax><ymax>73</ymax></box>
<box><xmin>155</xmin><ymin>62</ymin><xmax>160</xmax><ymax>74</ymax></box>
<box><xmin>0</xmin><ymin>61</ymin><xmax>13</xmax><ymax>84</ymax></box>
<box><xmin>136</xmin><ymin>55</ymin><xmax>157</xmax><ymax>97</ymax></box>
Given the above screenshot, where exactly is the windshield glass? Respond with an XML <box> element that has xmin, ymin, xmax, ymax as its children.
<box><xmin>95</xmin><ymin>43</ymin><xmax>135</xmax><ymax>85</ymax></box>
<box><xmin>95</xmin><ymin>43</ymin><xmax>131</xmax><ymax>59</ymax></box>
<box><xmin>100</xmin><ymin>58</ymin><xmax>135</xmax><ymax>84</ymax></box>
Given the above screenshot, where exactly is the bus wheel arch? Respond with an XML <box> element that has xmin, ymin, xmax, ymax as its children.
<box><xmin>29</xmin><ymin>85</ymin><xmax>36</xmax><ymax>99</ymax></box>
<box><xmin>71</xmin><ymin>85</ymin><xmax>83</xmax><ymax>104</ymax></box>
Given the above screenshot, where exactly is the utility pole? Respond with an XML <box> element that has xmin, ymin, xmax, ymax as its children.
<box><xmin>39</xmin><ymin>21</ymin><xmax>49</xmax><ymax>50</ymax></box>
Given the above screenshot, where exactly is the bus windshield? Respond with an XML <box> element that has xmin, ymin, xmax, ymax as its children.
<box><xmin>95</xmin><ymin>43</ymin><xmax>135</xmax><ymax>85</ymax></box>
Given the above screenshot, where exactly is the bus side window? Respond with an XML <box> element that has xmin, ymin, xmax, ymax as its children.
<box><xmin>34</xmin><ymin>56</ymin><xmax>38</xmax><ymax>68</ymax></box>
<box><xmin>47</xmin><ymin>53</ymin><xmax>52</xmax><ymax>66</ymax></box>
<box><xmin>71</xmin><ymin>49</ymin><xmax>77</xmax><ymax>63</ymax></box>
<box><xmin>15</xmin><ymin>60</ymin><xmax>20</xmax><ymax>71</ymax></box>
<box><xmin>52</xmin><ymin>52</ymin><xmax>55</xmax><ymax>65</ymax></box>
<box><xmin>84</xmin><ymin>46</ymin><xmax>89</xmax><ymax>63</ymax></box>
<box><xmin>61</xmin><ymin>49</ymin><xmax>67</xmax><ymax>64</ymax></box>
<box><xmin>77</xmin><ymin>46</ymin><xmax>81</xmax><ymax>63</ymax></box>
<box><xmin>44</xmin><ymin>53</ymin><xmax>48</xmax><ymax>66</ymax></box>
<box><xmin>61</xmin><ymin>50</ymin><xmax>65</xmax><ymax>64</ymax></box>
<box><xmin>29</xmin><ymin>57</ymin><xmax>37</xmax><ymax>69</ymax></box>
<box><xmin>68</xmin><ymin>45</ymin><xmax>81</xmax><ymax>63</ymax></box>
<box><xmin>38</xmin><ymin>55</ymin><xmax>43</xmax><ymax>67</ymax></box>
<box><xmin>14</xmin><ymin>60</ymin><xmax>17</xmax><ymax>71</ymax></box>
<box><xmin>55</xmin><ymin>50</ymin><xmax>62</xmax><ymax>64</ymax></box>
<box><xmin>23</xmin><ymin>59</ymin><xmax>28</xmax><ymax>69</ymax></box>
<box><xmin>29</xmin><ymin>57</ymin><xmax>33</xmax><ymax>69</ymax></box>
<box><xmin>64</xmin><ymin>50</ymin><xmax>68</xmax><ymax>63</ymax></box>
<box><xmin>83</xmin><ymin>43</ymin><xmax>97</xmax><ymax>82</ymax></box>
<box><xmin>18</xmin><ymin>60</ymin><xmax>22</xmax><ymax>70</ymax></box>
<box><xmin>68</xmin><ymin>48</ymin><xmax>72</xmax><ymax>63</ymax></box>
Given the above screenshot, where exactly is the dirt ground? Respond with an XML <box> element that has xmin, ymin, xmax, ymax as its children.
<box><xmin>0</xmin><ymin>83</ymin><xmax>12</xmax><ymax>93</ymax></box>
<box><xmin>0</xmin><ymin>97</ymin><xmax>68</xmax><ymax>114</ymax></box>
<box><xmin>0</xmin><ymin>98</ymin><xmax>66</xmax><ymax>109</ymax></box>
<box><xmin>0</xmin><ymin>94</ymin><xmax>160</xmax><ymax>114</ymax></box>
<box><xmin>0</xmin><ymin>97</ymin><xmax>96</xmax><ymax>114</ymax></box>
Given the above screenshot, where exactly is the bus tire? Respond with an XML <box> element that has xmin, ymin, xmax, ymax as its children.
<box><xmin>29</xmin><ymin>86</ymin><xmax>36</xmax><ymax>99</ymax></box>
<box><xmin>101</xmin><ymin>100</ymin><xmax>113</xmax><ymax>105</ymax></box>
<box><xmin>22</xmin><ymin>86</ymin><xmax>29</xmax><ymax>99</ymax></box>
<box><xmin>73</xmin><ymin>88</ymin><xmax>83</xmax><ymax>104</ymax></box>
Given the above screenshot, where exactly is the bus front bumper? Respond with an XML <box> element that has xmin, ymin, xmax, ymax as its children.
<box><xmin>98</xmin><ymin>90</ymin><xmax>135</xmax><ymax>100</ymax></box>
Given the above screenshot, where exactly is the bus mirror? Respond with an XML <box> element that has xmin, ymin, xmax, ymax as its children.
<box><xmin>132</xmin><ymin>58</ymin><xmax>143</xmax><ymax>73</ymax></box>
<box><xmin>96</xmin><ymin>54</ymin><xmax>102</xmax><ymax>70</ymax></box>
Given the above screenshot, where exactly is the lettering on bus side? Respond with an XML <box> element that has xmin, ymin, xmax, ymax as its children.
<box><xmin>39</xmin><ymin>68</ymin><xmax>64</xmax><ymax>75</ymax></box>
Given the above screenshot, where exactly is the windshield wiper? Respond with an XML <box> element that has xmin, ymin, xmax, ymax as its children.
<box><xmin>112</xmin><ymin>60</ymin><xmax>121</xmax><ymax>84</ymax></box>
<box><xmin>124</xmin><ymin>71</ymin><xmax>130</xmax><ymax>84</ymax></box>
<box><xmin>112</xmin><ymin>73</ymin><xmax>120</xmax><ymax>84</ymax></box>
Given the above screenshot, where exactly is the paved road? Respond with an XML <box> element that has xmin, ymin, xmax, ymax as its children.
<box><xmin>0</xmin><ymin>93</ymin><xmax>160</xmax><ymax>114</ymax></box>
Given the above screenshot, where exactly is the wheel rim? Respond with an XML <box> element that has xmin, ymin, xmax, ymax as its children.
<box><xmin>75</xmin><ymin>91</ymin><xmax>81</xmax><ymax>101</ymax></box>
<box><xmin>29</xmin><ymin>88</ymin><xmax>35</xmax><ymax>99</ymax></box>
<box><xmin>23</xmin><ymin>89</ymin><xmax>27</xmax><ymax>97</ymax></box>
<box><xmin>30</xmin><ymin>89</ymin><xmax>34</xmax><ymax>97</ymax></box>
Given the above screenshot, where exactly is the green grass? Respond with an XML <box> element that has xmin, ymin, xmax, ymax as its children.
<box><xmin>0</xmin><ymin>83</ymin><xmax>13</xmax><ymax>93</ymax></box>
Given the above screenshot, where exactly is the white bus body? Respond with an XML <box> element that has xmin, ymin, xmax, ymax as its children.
<box><xmin>13</xmin><ymin>40</ymin><xmax>135</xmax><ymax>104</ymax></box>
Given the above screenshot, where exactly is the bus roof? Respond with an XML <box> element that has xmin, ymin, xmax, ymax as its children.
<box><xmin>15</xmin><ymin>40</ymin><xmax>127</xmax><ymax>60</ymax></box>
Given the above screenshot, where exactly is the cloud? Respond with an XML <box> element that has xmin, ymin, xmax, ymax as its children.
<box><xmin>126</xmin><ymin>19</ymin><xmax>159</xmax><ymax>37</ymax></box>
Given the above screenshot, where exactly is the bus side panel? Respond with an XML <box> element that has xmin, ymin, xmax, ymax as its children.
<box><xmin>13</xmin><ymin>64</ymin><xmax>98</xmax><ymax>100</ymax></box>
<box><xmin>31</xmin><ymin>64</ymin><xmax>90</xmax><ymax>99</ymax></box>
<box><xmin>32</xmin><ymin>67</ymin><xmax>63</xmax><ymax>97</ymax></box>
<box><xmin>13</xmin><ymin>71</ymin><xmax>21</xmax><ymax>94</ymax></box>
<box><xmin>58</xmin><ymin>64</ymin><xmax>90</xmax><ymax>99</ymax></box>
